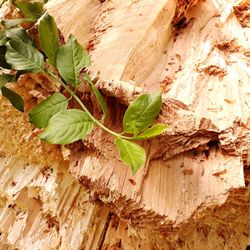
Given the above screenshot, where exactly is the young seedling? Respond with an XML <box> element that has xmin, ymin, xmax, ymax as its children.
<box><xmin>0</xmin><ymin>2</ymin><xmax>167</xmax><ymax>175</ymax></box>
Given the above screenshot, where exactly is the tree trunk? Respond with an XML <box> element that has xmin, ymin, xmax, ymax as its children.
<box><xmin>0</xmin><ymin>0</ymin><xmax>250</xmax><ymax>249</ymax></box>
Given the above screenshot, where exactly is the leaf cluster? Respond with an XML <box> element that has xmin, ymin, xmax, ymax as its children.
<box><xmin>0</xmin><ymin>1</ymin><xmax>167</xmax><ymax>175</ymax></box>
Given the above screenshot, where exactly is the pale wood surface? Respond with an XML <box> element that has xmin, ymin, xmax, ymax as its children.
<box><xmin>0</xmin><ymin>0</ymin><xmax>249</xmax><ymax>248</ymax></box>
<box><xmin>0</xmin><ymin>100</ymin><xmax>250</xmax><ymax>249</ymax></box>
<box><xmin>46</xmin><ymin>0</ymin><xmax>250</xmax><ymax>230</ymax></box>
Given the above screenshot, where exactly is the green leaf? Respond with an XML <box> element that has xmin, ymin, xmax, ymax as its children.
<box><xmin>133</xmin><ymin>124</ymin><xmax>167</xmax><ymax>140</ymax></box>
<box><xmin>1</xmin><ymin>86</ymin><xmax>24</xmax><ymax>112</ymax></box>
<box><xmin>5</xmin><ymin>40</ymin><xmax>44</xmax><ymax>73</ymax></box>
<box><xmin>6</xmin><ymin>27</ymin><xmax>32</xmax><ymax>44</ymax></box>
<box><xmin>56</xmin><ymin>34</ymin><xmax>91</xmax><ymax>87</ymax></box>
<box><xmin>28</xmin><ymin>93</ymin><xmax>68</xmax><ymax>128</ymax></box>
<box><xmin>0</xmin><ymin>30</ymin><xmax>7</xmax><ymax>46</ymax></box>
<box><xmin>115</xmin><ymin>138</ymin><xmax>146</xmax><ymax>175</ymax></box>
<box><xmin>2</xmin><ymin>18</ymin><xmax>33</xmax><ymax>29</ymax></box>
<box><xmin>15</xmin><ymin>1</ymin><xmax>44</xmax><ymax>21</ymax></box>
<box><xmin>0</xmin><ymin>46</ymin><xmax>10</xmax><ymax>69</ymax></box>
<box><xmin>83</xmin><ymin>73</ymin><xmax>108</xmax><ymax>119</ymax></box>
<box><xmin>39</xmin><ymin>109</ymin><xmax>93</xmax><ymax>145</ymax></box>
<box><xmin>38</xmin><ymin>13</ymin><xmax>59</xmax><ymax>66</ymax></box>
<box><xmin>123</xmin><ymin>92</ymin><xmax>162</xmax><ymax>135</ymax></box>
<box><xmin>0</xmin><ymin>74</ymin><xmax>13</xmax><ymax>88</ymax></box>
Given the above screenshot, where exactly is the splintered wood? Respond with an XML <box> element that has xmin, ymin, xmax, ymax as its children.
<box><xmin>45</xmin><ymin>0</ymin><xmax>250</xmax><ymax>231</ymax></box>
<box><xmin>1</xmin><ymin>100</ymin><xmax>250</xmax><ymax>250</ymax></box>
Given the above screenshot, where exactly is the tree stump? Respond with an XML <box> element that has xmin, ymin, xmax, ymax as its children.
<box><xmin>0</xmin><ymin>0</ymin><xmax>249</xmax><ymax>249</ymax></box>
<box><xmin>46</xmin><ymin>0</ymin><xmax>250</xmax><ymax>231</ymax></box>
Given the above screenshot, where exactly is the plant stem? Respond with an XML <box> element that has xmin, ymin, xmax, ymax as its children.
<box><xmin>44</xmin><ymin>70</ymin><xmax>133</xmax><ymax>140</ymax></box>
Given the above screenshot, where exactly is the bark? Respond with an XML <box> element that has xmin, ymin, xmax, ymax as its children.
<box><xmin>0</xmin><ymin>0</ymin><xmax>250</xmax><ymax>249</ymax></box>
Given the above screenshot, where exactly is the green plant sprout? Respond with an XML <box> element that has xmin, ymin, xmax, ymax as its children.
<box><xmin>0</xmin><ymin>1</ymin><xmax>167</xmax><ymax>175</ymax></box>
